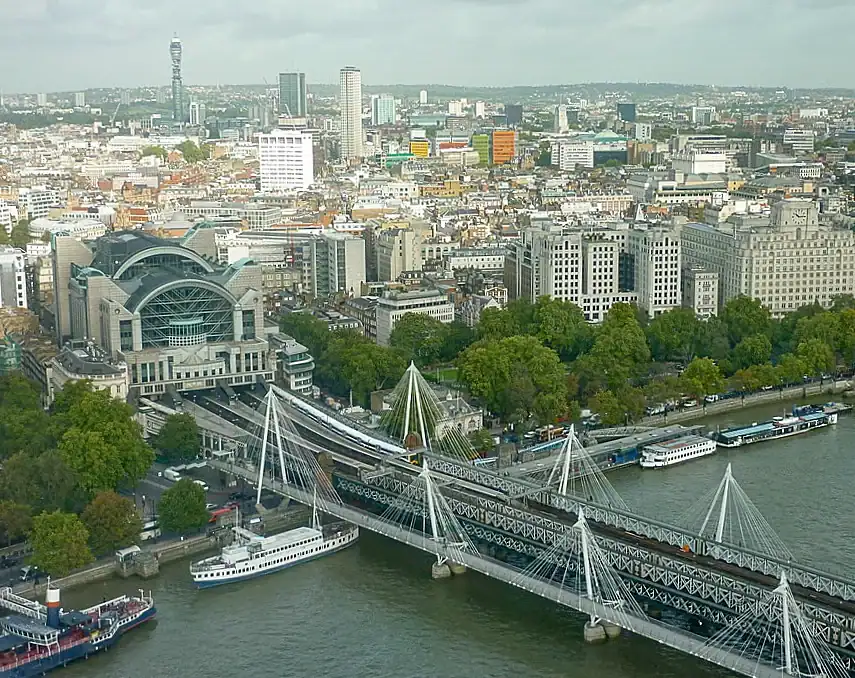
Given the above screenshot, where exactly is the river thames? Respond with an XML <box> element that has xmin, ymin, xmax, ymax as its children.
<box><xmin>60</xmin><ymin>399</ymin><xmax>855</xmax><ymax>678</ymax></box>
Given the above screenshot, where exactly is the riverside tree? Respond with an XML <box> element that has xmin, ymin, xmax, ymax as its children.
<box><xmin>152</xmin><ymin>413</ymin><xmax>200</xmax><ymax>463</ymax></box>
<box><xmin>81</xmin><ymin>491</ymin><xmax>143</xmax><ymax>556</ymax></box>
<box><xmin>158</xmin><ymin>480</ymin><xmax>208</xmax><ymax>534</ymax></box>
<box><xmin>29</xmin><ymin>511</ymin><xmax>93</xmax><ymax>577</ymax></box>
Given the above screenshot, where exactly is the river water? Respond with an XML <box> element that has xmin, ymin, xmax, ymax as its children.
<box><xmin>60</xmin><ymin>398</ymin><xmax>855</xmax><ymax>678</ymax></box>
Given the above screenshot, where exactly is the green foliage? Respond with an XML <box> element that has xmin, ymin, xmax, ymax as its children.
<box><xmin>0</xmin><ymin>451</ymin><xmax>84</xmax><ymax>514</ymax></box>
<box><xmin>644</xmin><ymin>375</ymin><xmax>682</xmax><ymax>406</ymax></box>
<box><xmin>587</xmin><ymin>303</ymin><xmax>650</xmax><ymax>389</ymax></box>
<box><xmin>0</xmin><ymin>374</ymin><xmax>53</xmax><ymax>459</ymax></box>
<box><xmin>53</xmin><ymin>382</ymin><xmax>153</xmax><ymax>495</ymax></box>
<box><xmin>280</xmin><ymin>313</ymin><xmax>330</xmax><ymax>359</ymax></box>
<box><xmin>152</xmin><ymin>413</ymin><xmax>200</xmax><ymax>463</ymax></box>
<box><xmin>316</xmin><ymin>331</ymin><xmax>407</xmax><ymax>405</ymax></box>
<box><xmin>175</xmin><ymin>140</ymin><xmax>210</xmax><ymax>163</ymax></box>
<box><xmin>10</xmin><ymin>220</ymin><xmax>31</xmax><ymax>248</ymax></box>
<box><xmin>81</xmin><ymin>491</ymin><xmax>143</xmax><ymax>556</ymax></box>
<box><xmin>680</xmin><ymin>357</ymin><xmax>724</xmax><ymax>399</ymax></box>
<box><xmin>645</xmin><ymin>308</ymin><xmax>702</xmax><ymax>362</ymax></box>
<box><xmin>477</xmin><ymin>307</ymin><xmax>520</xmax><ymax>340</ymax></box>
<box><xmin>390</xmin><ymin>313</ymin><xmax>450</xmax><ymax>367</ymax></box>
<box><xmin>796</xmin><ymin>338</ymin><xmax>836</xmax><ymax>376</ymax></box>
<box><xmin>532</xmin><ymin>297</ymin><xmax>590</xmax><ymax>361</ymax></box>
<box><xmin>458</xmin><ymin>335</ymin><xmax>567</xmax><ymax>425</ymax></box>
<box><xmin>590</xmin><ymin>386</ymin><xmax>646</xmax><ymax>426</ymax></box>
<box><xmin>141</xmin><ymin>145</ymin><xmax>168</xmax><ymax>161</ymax></box>
<box><xmin>776</xmin><ymin>353</ymin><xmax>806</xmax><ymax>385</ymax></box>
<box><xmin>720</xmin><ymin>296</ymin><xmax>772</xmax><ymax>347</ymax></box>
<box><xmin>732</xmin><ymin>334</ymin><xmax>772</xmax><ymax>371</ymax></box>
<box><xmin>29</xmin><ymin>511</ymin><xmax>93</xmax><ymax>577</ymax></box>
<box><xmin>0</xmin><ymin>501</ymin><xmax>32</xmax><ymax>546</ymax></box>
<box><xmin>729</xmin><ymin>363</ymin><xmax>778</xmax><ymax>392</ymax></box>
<box><xmin>0</xmin><ymin>226</ymin><xmax>8</xmax><ymax>245</ymax></box>
<box><xmin>469</xmin><ymin>428</ymin><xmax>496</xmax><ymax>454</ymax></box>
<box><xmin>158</xmin><ymin>479</ymin><xmax>208</xmax><ymax>534</ymax></box>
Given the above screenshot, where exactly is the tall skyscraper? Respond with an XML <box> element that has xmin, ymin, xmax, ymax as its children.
<box><xmin>170</xmin><ymin>35</ymin><xmax>184</xmax><ymax>123</ymax></box>
<box><xmin>37</xmin><ymin>93</ymin><xmax>47</xmax><ymax>107</ymax></box>
<box><xmin>339</xmin><ymin>66</ymin><xmax>363</xmax><ymax>161</ymax></box>
<box><xmin>120</xmin><ymin>90</ymin><xmax>131</xmax><ymax>107</ymax></box>
<box><xmin>474</xmin><ymin>101</ymin><xmax>486</xmax><ymax>118</ymax></box>
<box><xmin>504</xmin><ymin>104</ymin><xmax>523</xmax><ymax>126</ymax></box>
<box><xmin>419</xmin><ymin>90</ymin><xmax>428</xmax><ymax>105</ymax></box>
<box><xmin>370</xmin><ymin>94</ymin><xmax>396</xmax><ymax>126</ymax></box>
<box><xmin>617</xmin><ymin>102</ymin><xmax>637</xmax><ymax>123</ymax></box>
<box><xmin>189</xmin><ymin>102</ymin><xmax>206</xmax><ymax>126</ymax></box>
<box><xmin>278</xmin><ymin>72</ymin><xmax>307</xmax><ymax>117</ymax></box>
<box><xmin>74</xmin><ymin>92</ymin><xmax>85</xmax><ymax>108</ymax></box>
<box><xmin>554</xmin><ymin>104</ymin><xmax>569</xmax><ymax>133</ymax></box>
<box><xmin>259</xmin><ymin>129</ymin><xmax>314</xmax><ymax>192</ymax></box>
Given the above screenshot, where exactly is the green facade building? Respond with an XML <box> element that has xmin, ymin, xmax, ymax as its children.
<box><xmin>471</xmin><ymin>134</ymin><xmax>490</xmax><ymax>166</ymax></box>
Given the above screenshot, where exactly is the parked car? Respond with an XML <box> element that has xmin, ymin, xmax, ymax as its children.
<box><xmin>19</xmin><ymin>565</ymin><xmax>39</xmax><ymax>582</ymax></box>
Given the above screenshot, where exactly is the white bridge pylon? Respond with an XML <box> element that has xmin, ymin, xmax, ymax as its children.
<box><xmin>248</xmin><ymin>389</ymin><xmax>341</xmax><ymax>507</ymax></box>
<box><xmin>686</xmin><ymin>462</ymin><xmax>793</xmax><ymax>562</ymax></box>
<box><xmin>517</xmin><ymin>506</ymin><xmax>645</xmax><ymax>631</ymax></box>
<box><xmin>699</xmin><ymin>570</ymin><xmax>850</xmax><ymax>678</ymax></box>
<box><xmin>542</xmin><ymin>425</ymin><xmax>628</xmax><ymax>511</ymax></box>
<box><xmin>379</xmin><ymin>457</ymin><xmax>475</xmax><ymax>569</ymax></box>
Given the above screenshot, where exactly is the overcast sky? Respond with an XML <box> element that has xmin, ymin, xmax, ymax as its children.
<box><xmin>1</xmin><ymin>0</ymin><xmax>852</xmax><ymax>92</ymax></box>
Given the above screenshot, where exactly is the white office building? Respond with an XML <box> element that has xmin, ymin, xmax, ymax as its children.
<box><xmin>682</xmin><ymin>200</ymin><xmax>855</xmax><ymax>317</ymax></box>
<box><xmin>258</xmin><ymin>128</ymin><xmax>314</xmax><ymax>192</ymax></box>
<box><xmin>371</xmin><ymin>94</ymin><xmax>396</xmax><ymax>126</ymax></box>
<box><xmin>551</xmin><ymin>139</ymin><xmax>594</xmax><ymax>170</ymax></box>
<box><xmin>189</xmin><ymin>102</ymin><xmax>207</xmax><ymax>126</ymax></box>
<box><xmin>554</xmin><ymin>104</ymin><xmax>569</xmax><ymax>133</ymax></box>
<box><xmin>0</xmin><ymin>200</ymin><xmax>16</xmax><ymax>235</ymax></box>
<box><xmin>474</xmin><ymin>101</ymin><xmax>486</xmax><ymax>119</ymax></box>
<box><xmin>783</xmin><ymin>129</ymin><xmax>816</xmax><ymax>155</ymax></box>
<box><xmin>18</xmin><ymin>186</ymin><xmax>62</xmax><ymax>220</ymax></box>
<box><xmin>0</xmin><ymin>247</ymin><xmax>28</xmax><ymax>309</ymax></box>
<box><xmin>74</xmin><ymin>92</ymin><xmax>86</xmax><ymax>108</ymax></box>
<box><xmin>375</xmin><ymin>289</ymin><xmax>455</xmax><ymax>345</ymax></box>
<box><xmin>683</xmin><ymin>266</ymin><xmax>719</xmax><ymax>318</ymax></box>
<box><xmin>628</xmin><ymin>226</ymin><xmax>682</xmax><ymax>318</ymax></box>
<box><xmin>419</xmin><ymin>90</ymin><xmax>428</xmax><ymax>105</ymax></box>
<box><xmin>340</xmin><ymin>66</ymin><xmax>364</xmax><ymax>161</ymax></box>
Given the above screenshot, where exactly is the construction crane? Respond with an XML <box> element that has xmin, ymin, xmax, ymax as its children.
<box><xmin>110</xmin><ymin>102</ymin><xmax>121</xmax><ymax>125</ymax></box>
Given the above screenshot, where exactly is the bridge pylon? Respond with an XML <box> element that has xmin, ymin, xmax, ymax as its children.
<box><xmin>699</xmin><ymin>569</ymin><xmax>849</xmax><ymax>678</ymax></box>
<box><xmin>684</xmin><ymin>462</ymin><xmax>793</xmax><ymax>562</ymax></box>
<box><xmin>379</xmin><ymin>457</ymin><xmax>475</xmax><ymax>578</ymax></box>
<box><xmin>381</xmin><ymin>362</ymin><xmax>477</xmax><ymax>461</ymax></box>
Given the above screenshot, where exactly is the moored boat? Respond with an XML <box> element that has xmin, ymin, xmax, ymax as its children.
<box><xmin>640</xmin><ymin>435</ymin><xmax>717</xmax><ymax>469</ymax></box>
<box><xmin>714</xmin><ymin>406</ymin><xmax>837</xmax><ymax>449</ymax></box>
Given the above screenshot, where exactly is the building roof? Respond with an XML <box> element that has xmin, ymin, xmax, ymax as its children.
<box><xmin>55</xmin><ymin>346</ymin><xmax>123</xmax><ymax>377</ymax></box>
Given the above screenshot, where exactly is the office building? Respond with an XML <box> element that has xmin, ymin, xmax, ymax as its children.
<box><xmin>258</xmin><ymin>128</ymin><xmax>314</xmax><ymax>192</ymax></box>
<box><xmin>504</xmin><ymin>104</ymin><xmax>523</xmax><ymax>126</ymax></box>
<box><xmin>504</xmin><ymin>221</ymin><xmax>638</xmax><ymax>323</ymax></box>
<box><xmin>189</xmin><ymin>101</ymin><xmax>206</xmax><ymax>126</ymax></box>
<box><xmin>682</xmin><ymin>200</ymin><xmax>855</xmax><ymax>317</ymax></box>
<box><xmin>36</xmin><ymin>93</ymin><xmax>47</xmax><ymax>107</ymax></box>
<box><xmin>445</xmin><ymin>248</ymin><xmax>506</xmax><ymax>273</ymax></box>
<box><xmin>617</xmin><ymin>102</ymin><xmax>637</xmax><ymax>123</ymax></box>
<box><xmin>419</xmin><ymin>90</ymin><xmax>428</xmax><ymax>105</ymax></box>
<box><xmin>339</xmin><ymin>67</ymin><xmax>364</xmax><ymax>161</ymax></box>
<box><xmin>471</xmin><ymin>134</ymin><xmax>490</xmax><ymax>166</ymax></box>
<box><xmin>691</xmin><ymin>106</ymin><xmax>716</xmax><ymax>125</ymax></box>
<box><xmin>170</xmin><ymin>35</ymin><xmax>184</xmax><ymax>123</ymax></box>
<box><xmin>278</xmin><ymin>72</ymin><xmax>307</xmax><ymax>117</ymax></box>
<box><xmin>120</xmin><ymin>90</ymin><xmax>131</xmax><ymax>107</ymax></box>
<box><xmin>375</xmin><ymin>289</ymin><xmax>455</xmax><ymax>345</ymax></box>
<box><xmin>682</xmin><ymin>266</ymin><xmax>719</xmax><ymax>318</ymax></box>
<box><xmin>52</xmin><ymin>229</ymin><xmax>274</xmax><ymax>396</ymax></box>
<box><xmin>0</xmin><ymin>200</ymin><xmax>14</xmax><ymax>235</ymax></box>
<box><xmin>474</xmin><ymin>101</ymin><xmax>486</xmax><ymax>118</ymax></box>
<box><xmin>371</xmin><ymin>94</ymin><xmax>396</xmax><ymax>126</ymax></box>
<box><xmin>634</xmin><ymin>122</ymin><xmax>652</xmax><ymax>141</ymax></box>
<box><xmin>783</xmin><ymin>129</ymin><xmax>816</xmax><ymax>155</ymax></box>
<box><xmin>555</xmin><ymin>104</ymin><xmax>569</xmax><ymax>133</ymax></box>
<box><xmin>18</xmin><ymin>186</ymin><xmax>61</xmax><ymax>220</ymax></box>
<box><xmin>491</xmin><ymin>130</ymin><xmax>516</xmax><ymax>165</ymax></box>
<box><xmin>628</xmin><ymin>226</ymin><xmax>682</xmax><ymax>318</ymax></box>
<box><xmin>447</xmin><ymin>100</ymin><xmax>463</xmax><ymax>116</ymax></box>
<box><xmin>376</xmin><ymin>228</ymin><xmax>423</xmax><ymax>281</ymax></box>
<box><xmin>551</xmin><ymin>139</ymin><xmax>594</xmax><ymax>169</ymax></box>
<box><xmin>270</xmin><ymin>334</ymin><xmax>314</xmax><ymax>394</ymax></box>
<box><xmin>74</xmin><ymin>92</ymin><xmax>86</xmax><ymax>108</ymax></box>
<box><xmin>0</xmin><ymin>247</ymin><xmax>28</xmax><ymax>309</ymax></box>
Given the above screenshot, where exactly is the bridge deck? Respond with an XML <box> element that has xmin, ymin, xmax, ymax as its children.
<box><xmin>210</xmin><ymin>460</ymin><xmax>786</xmax><ymax>678</ymax></box>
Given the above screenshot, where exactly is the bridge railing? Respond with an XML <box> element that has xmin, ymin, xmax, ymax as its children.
<box><xmin>209</xmin><ymin>458</ymin><xmax>785</xmax><ymax>678</ymax></box>
<box><xmin>425</xmin><ymin>453</ymin><xmax>855</xmax><ymax>602</ymax></box>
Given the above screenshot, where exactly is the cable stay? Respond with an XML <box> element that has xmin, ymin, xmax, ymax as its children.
<box><xmin>697</xmin><ymin>571</ymin><xmax>849</xmax><ymax>678</ymax></box>
<box><xmin>379</xmin><ymin>457</ymin><xmax>476</xmax><ymax>568</ymax></box>
<box><xmin>521</xmin><ymin>425</ymin><xmax>629</xmax><ymax>510</ymax></box>
<box><xmin>246</xmin><ymin>389</ymin><xmax>342</xmax><ymax>507</ymax></box>
<box><xmin>380</xmin><ymin>362</ymin><xmax>478</xmax><ymax>462</ymax></box>
<box><xmin>680</xmin><ymin>462</ymin><xmax>793</xmax><ymax>562</ymax></box>
<box><xmin>513</xmin><ymin>507</ymin><xmax>645</xmax><ymax>630</ymax></box>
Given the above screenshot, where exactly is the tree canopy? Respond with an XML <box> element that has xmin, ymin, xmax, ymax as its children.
<box><xmin>29</xmin><ymin>511</ymin><xmax>93</xmax><ymax>577</ymax></box>
<box><xmin>152</xmin><ymin>413</ymin><xmax>200</xmax><ymax>464</ymax></box>
<box><xmin>141</xmin><ymin>145</ymin><xmax>168</xmax><ymax>161</ymax></box>
<box><xmin>175</xmin><ymin>140</ymin><xmax>211</xmax><ymax>163</ymax></box>
<box><xmin>158</xmin><ymin>479</ymin><xmax>209</xmax><ymax>534</ymax></box>
<box><xmin>680</xmin><ymin>358</ymin><xmax>725</xmax><ymax>399</ymax></box>
<box><xmin>81</xmin><ymin>491</ymin><xmax>142</xmax><ymax>556</ymax></box>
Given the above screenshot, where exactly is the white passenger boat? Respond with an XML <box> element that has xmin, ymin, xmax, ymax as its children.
<box><xmin>190</xmin><ymin>506</ymin><xmax>358</xmax><ymax>588</ymax></box>
<box><xmin>640</xmin><ymin>435</ymin><xmax>717</xmax><ymax>469</ymax></box>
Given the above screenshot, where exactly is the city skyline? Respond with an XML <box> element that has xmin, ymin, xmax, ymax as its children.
<box><xmin>0</xmin><ymin>0</ymin><xmax>852</xmax><ymax>92</ymax></box>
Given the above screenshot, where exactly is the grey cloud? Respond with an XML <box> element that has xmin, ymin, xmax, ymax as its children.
<box><xmin>0</xmin><ymin>0</ymin><xmax>853</xmax><ymax>91</ymax></box>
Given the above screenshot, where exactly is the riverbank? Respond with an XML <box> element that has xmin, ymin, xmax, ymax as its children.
<box><xmin>12</xmin><ymin>502</ymin><xmax>312</xmax><ymax>598</ymax></box>
<box><xmin>639</xmin><ymin>379</ymin><xmax>851</xmax><ymax>426</ymax></box>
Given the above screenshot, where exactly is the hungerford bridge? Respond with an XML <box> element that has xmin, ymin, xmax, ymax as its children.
<box><xmin>201</xmin><ymin>365</ymin><xmax>855</xmax><ymax>678</ymax></box>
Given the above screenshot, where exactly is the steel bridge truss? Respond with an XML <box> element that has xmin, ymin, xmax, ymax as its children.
<box><xmin>343</xmin><ymin>468</ymin><xmax>855</xmax><ymax>657</ymax></box>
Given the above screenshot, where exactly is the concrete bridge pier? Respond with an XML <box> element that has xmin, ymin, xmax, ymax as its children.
<box><xmin>431</xmin><ymin>562</ymin><xmax>452</xmax><ymax>579</ymax></box>
<box><xmin>583</xmin><ymin>621</ymin><xmax>607</xmax><ymax>643</ymax></box>
<box><xmin>448</xmin><ymin>562</ymin><xmax>467</xmax><ymax>575</ymax></box>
